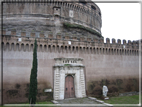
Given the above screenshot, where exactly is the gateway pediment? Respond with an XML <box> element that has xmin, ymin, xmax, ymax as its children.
<box><xmin>54</xmin><ymin>58</ymin><xmax>83</xmax><ymax>65</ymax></box>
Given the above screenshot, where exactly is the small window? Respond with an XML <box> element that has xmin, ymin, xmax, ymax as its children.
<box><xmin>99</xmin><ymin>12</ymin><xmax>101</xmax><ymax>16</ymax></box>
<box><xmin>91</xmin><ymin>5</ymin><xmax>96</xmax><ymax>10</ymax></box>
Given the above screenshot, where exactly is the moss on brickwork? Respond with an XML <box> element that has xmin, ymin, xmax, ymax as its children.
<box><xmin>63</xmin><ymin>22</ymin><xmax>103</xmax><ymax>38</ymax></box>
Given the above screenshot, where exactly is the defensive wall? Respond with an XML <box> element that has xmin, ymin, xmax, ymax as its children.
<box><xmin>2</xmin><ymin>30</ymin><xmax>140</xmax><ymax>103</ymax></box>
<box><xmin>1</xmin><ymin>0</ymin><xmax>141</xmax><ymax>104</ymax></box>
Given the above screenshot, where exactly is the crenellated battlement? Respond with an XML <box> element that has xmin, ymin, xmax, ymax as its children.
<box><xmin>2</xmin><ymin>29</ymin><xmax>140</xmax><ymax>56</ymax></box>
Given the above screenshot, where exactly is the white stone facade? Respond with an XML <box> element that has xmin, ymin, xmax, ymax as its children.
<box><xmin>53</xmin><ymin>58</ymin><xmax>86</xmax><ymax>100</ymax></box>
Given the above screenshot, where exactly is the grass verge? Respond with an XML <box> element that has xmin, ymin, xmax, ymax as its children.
<box><xmin>103</xmin><ymin>94</ymin><xmax>140</xmax><ymax>104</ymax></box>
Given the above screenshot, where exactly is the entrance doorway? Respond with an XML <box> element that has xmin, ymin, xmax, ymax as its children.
<box><xmin>64</xmin><ymin>75</ymin><xmax>75</xmax><ymax>98</ymax></box>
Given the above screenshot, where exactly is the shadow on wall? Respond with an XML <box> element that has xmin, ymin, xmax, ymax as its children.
<box><xmin>87</xmin><ymin>78</ymin><xmax>139</xmax><ymax>98</ymax></box>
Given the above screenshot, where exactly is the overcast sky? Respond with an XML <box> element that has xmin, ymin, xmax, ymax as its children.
<box><xmin>95</xmin><ymin>2</ymin><xmax>141</xmax><ymax>43</ymax></box>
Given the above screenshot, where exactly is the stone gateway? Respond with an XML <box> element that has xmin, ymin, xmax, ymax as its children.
<box><xmin>1</xmin><ymin>0</ymin><xmax>140</xmax><ymax>104</ymax></box>
<box><xmin>53</xmin><ymin>58</ymin><xmax>86</xmax><ymax>100</ymax></box>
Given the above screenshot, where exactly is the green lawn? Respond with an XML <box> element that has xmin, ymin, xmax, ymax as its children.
<box><xmin>0</xmin><ymin>95</ymin><xmax>141</xmax><ymax>106</ymax></box>
<box><xmin>104</xmin><ymin>94</ymin><xmax>140</xmax><ymax>104</ymax></box>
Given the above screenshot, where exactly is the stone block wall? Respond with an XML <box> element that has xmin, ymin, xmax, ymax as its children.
<box><xmin>2</xmin><ymin>0</ymin><xmax>102</xmax><ymax>34</ymax></box>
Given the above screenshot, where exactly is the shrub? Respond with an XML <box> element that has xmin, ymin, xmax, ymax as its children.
<box><xmin>92</xmin><ymin>86</ymin><xmax>102</xmax><ymax>96</ymax></box>
<box><xmin>108</xmin><ymin>85</ymin><xmax>118</xmax><ymax>93</ymax></box>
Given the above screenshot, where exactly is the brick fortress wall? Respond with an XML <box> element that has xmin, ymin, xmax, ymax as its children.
<box><xmin>2</xmin><ymin>30</ymin><xmax>140</xmax><ymax>103</ymax></box>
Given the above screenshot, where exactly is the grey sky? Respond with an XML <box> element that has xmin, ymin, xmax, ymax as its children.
<box><xmin>95</xmin><ymin>2</ymin><xmax>141</xmax><ymax>43</ymax></box>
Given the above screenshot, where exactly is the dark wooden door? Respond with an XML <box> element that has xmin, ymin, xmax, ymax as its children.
<box><xmin>65</xmin><ymin>75</ymin><xmax>75</xmax><ymax>98</ymax></box>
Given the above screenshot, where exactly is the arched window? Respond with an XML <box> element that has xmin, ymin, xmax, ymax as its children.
<box><xmin>48</xmin><ymin>45</ymin><xmax>51</xmax><ymax>52</ymax></box>
<box><xmin>117</xmin><ymin>49</ymin><xmax>119</xmax><ymax>55</ymax></box>
<box><xmin>80</xmin><ymin>47</ymin><xmax>82</xmax><ymax>53</ymax></box>
<box><xmin>86</xmin><ymin>47</ymin><xmax>88</xmax><ymax>54</ymax></box>
<box><xmin>83</xmin><ymin>47</ymin><xmax>85</xmax><ymax>53</ymax></box>
<box><xmin>99</xmin><ymin>48</ymin><xmax>101</xmax><ymax>54</ymax></box>
<box><xmin>6</xmin><ymin>43</ymin><xmax>10</xmax><ymax>51</ymax></box>
<box><xmin>11</xmin><ymin>43</ymin><xmax>14</xmax><ymax>51</ymax></box>
<box><xmin>99</xmin><ymin>12</ymin><xmax>101</xmax><ymax>16</ymax></box>
<box><xmin>16</xmin><ymin>43</ymin><xmax>19</xmax><ymax>51</ymax></box>
<box><xmin>44</xmin><ymin>45</ymin><xmax>47</xmax><ymax>52</ymax></box>
<box><xmin>65</xmin><ymin>46</ymin><xmax>67</xmax><ymax>53</ymax></box>
<box><xmin>31</xmin><ymin>44</ymin><xmax>33</xmax><ymax>51</ymax></box>
<box><xmin>21</xmin><ymin>43</ymin><xmax>24</xmax><ymax>51</ymax></box>
<box><xmin>108</xmin><ymin>49</ymin><xmax>110</xmax><ymax>54</ymax></box>
<box><xmin>106</xmin><ymin>48</ymin><xmax>107</xmax><ymax>54</ymax></box>
<box><xmin>90</xmin><ymin>47</ymin><xmax>92</xmax><ymax>54</ymax></box>
<box><xmin>72</xmin><ymin>46</ymin><xmax>75</xmax><ymax>53</ymax></box>
<box><xmin>97</xmin><ymin>48</ymin><xmax>99</xmax><ymax>54</ymax></box>
<box><xmin>69</xmin><ymin>46</ymin><xmax>71</xmax><ymax>52</ymax></box>
<box><xmin>26</xmin><ymin>44</ymin><xmax>29</xmax><ymax>51</ymax></box>
<box><xmin>53</xmin><ymin>45</ymin><xmax>55</xmax><ymax>52</ymax></box>
<box><xmin>76</xmin><ymin>47</ymin><xmax>78</xmax><ymax>53</ymax></box>
<box><xmin>61</xmin><ymin>46</ymin><xmax>63</xmax><ymax>53</ymax></box>
<box><xmin>91</xmin><ymin>5</ymin><xmax>96</xmax><ymax>10</ymax></box>
<box><xmin>114</xmin><ymin>49</ymin><xmax>116</xmax><ymax>55</ymax></box>
<box><xmin>103</xmin><ymin>48</ymin><xmax>104</xmax><ymax>54</ymax></box>
<box><xmin>93</xmin><ymin>48</ymin><xmax>96</xmax><ymax>54</ymax></box>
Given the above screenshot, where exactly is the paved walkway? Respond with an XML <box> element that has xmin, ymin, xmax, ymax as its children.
<box><xmin>55</xmin><ymin>97</ymin><xmax>110</xmax><ymax>107</ymax></box>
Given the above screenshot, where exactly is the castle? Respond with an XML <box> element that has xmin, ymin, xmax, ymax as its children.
<box><xmin>1</xmin><ymin>0</ymin><xmax>141</xmax><ymax>104</ymax></box>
